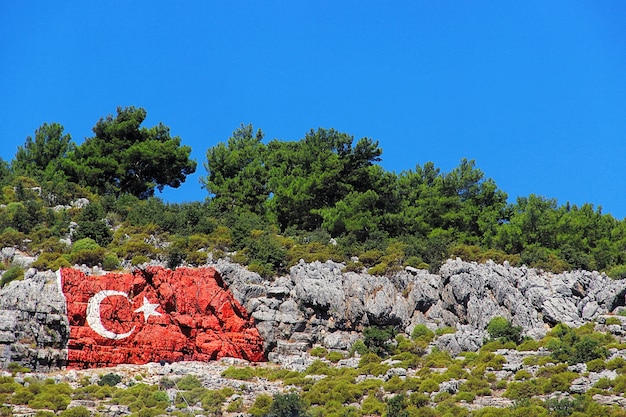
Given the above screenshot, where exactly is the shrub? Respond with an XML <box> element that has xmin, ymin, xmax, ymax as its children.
<box><xmin>605</xmin><ymin>317</ymin><xmax>622</xmax><ymax>326</ymax></box>
<box><xmin>363</xmin><ymin>326</ymin><xmax>396</xmax><ymax>356</ymax></box>
<box><xmin>11</xmin><ymin>387</ymin><xmax>34</xmax><ymax>404</ymax></box>
<box><xmin>131</xmin><ymin>255</ymin><xmax>150</xmax><ymax>266</ymax></box>
<box><xmin>1</xmin><ymin>266</ymin><xmax>24</xmax><ymax>288</ymax></box>
<box><xmin>310</xmin><ymin>347</ymin><xmax>327</xmax><ymax>357</ymax></box>
<box><xmin>187</xmin><ymin>251</ymin><xmax>208</xmax><ymax>266</ymax></box>
<box><xmin>504</xmin><ymin>380</ymin><xmax>541</xmax><ymax>400</ymax></box>
<box><xmin>411</xmin><ymin>324</ymin><xmax>435</xmax><ymax>342</ymax></box>
<box><xmin>267</xmin><ymin>392</ymin><xmax>309</xmax><ymax>417</ymax></box>
<box><xmin>569</xmin><ymin>336</ymin><xmax>607</xmax><ymax>364</ymax></box>
<box><xmin>200</xmin><ymin>389</ymin><xmax>227</xmax><ymax>413</ymax></box>
<box><xmin>71</xmin><ymin>237</ymin><xmax>100</xmax><ymax>252</ymax></box>
<box><xmin>360</xmin><ymin>395</ymin><xmax>385</xmax><ymax>416</ymax></box>
<box><xmin>70</xmin><ymin>238</ymin><xmax>105</xmax><ymax>266</ymax></box>
<box><xmin>102</xmin><ymin>254</ymin><xmax>120</xmax><ymax>271</ymax></box>
<box><xmin>517</xmin><ymin>339</ymin><xmax>540</xmax><ymax>351</ymax></box>
<box><xmin>349</xmin><ymin>340</ymin><xmax>368</xmax><ymax>356</ymax></box>
<box><xmin>248</xmin><ymin>394</ymin><xmax>273</xmax><ymax>417</ymax></box>
<box><xmin>514</xmin><ymin>370</ymin><xmax>533</xmax><ymax>381</ymax></box>
<box><xmin>59</xmin><ymin>406</ymin><xmax>91</xmax><ymax>417</ymax></box>
<box><xmin>98</xmin><ymin>373</ymin><xmax>121</xmax><ymax>387</ymax></box>
<box><xmin>418</xmin><ymin>378</ymin><xmax>440</xmax><ymax>393</ymax></box>
<box><xmin>386</xmin><ymin>394</ymin><xmax>409</xmax><ymax>417</ymax></box>
<box><xmin>587</xmin><ymin>358</ymin><xmax>607</xmax><ymax>372</ymax></box>
<box><xmin>221</xmin><ymin>366</ymin><xmax>255</xmax><ymax>381</ymax></box>
<box><xmin>6</xmin><ymin>362</ymin><xmax>29</xmax><ymax>374</ymax></box>
<box><xmin>176</xmin><ymin>375</ymin><xmax>202</xmax><ymax>390</ymax></box>
<box><xmin>31</xmin><ymin>253</ymin><xmax>72</xmax><ymax>271</ymax></box>
<box><xmin>226</xmin><ymin>397</ymin><xmax>243</xmax><ymax>412</ymax></box>
<box><xmin>0</xmin><ymin>228</ymin><xmax>26</xmax><ymax>248</ymax></box>
<box><xmin>455</xmin><ymin>391</ymin><xmax>476</xmax><ymax>402</ymax></box>
<box><xmin>608</xmin><ymin>264</ymin><xmax>626</xmax><ymax>279</ymax></box>
<box><xmin>435</xmin><ymin>326</ymin><xmax>456</xmax><ymax>336</ymax></box>
<box><xmin>326</xmin><ymin>351</ymin><xmax>344</xmax><ymax>363</ymax></box>
<box><xmin>486</xmin><ymin>316</ymin><xmax>522</xmax><ymax>344</ymax></box>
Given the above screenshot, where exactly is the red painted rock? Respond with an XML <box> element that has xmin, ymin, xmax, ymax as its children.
<box><xmin>60</xmin><ymin>266</ymin><xmax>265</xmax><ymax>368</ymax></box>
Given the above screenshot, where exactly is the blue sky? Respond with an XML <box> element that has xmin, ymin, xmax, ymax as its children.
<box><xmin>2</xmin><ymin>2</ymin><xmax>626</xmax><ymax>218</ymax></box>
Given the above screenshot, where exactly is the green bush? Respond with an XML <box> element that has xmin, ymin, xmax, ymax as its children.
<box><xmin>363</xmin><ymin>326</ymin><xmax>396</xmax><ymax>356</ymax></box>
<box><xmin>11</xmin><ymin>387</ymin><xmax>34</xmax><ymax>404</ymax></box>
<box><xmin>131</xmin><ymin>255</ymin><xmax>150</xmax><ymax>266</ymax></box>
<box><xmin>98</xmin><ymin>373</ymin><xmax>122</xmax><ymax>387</ymax></box>
<box><xmin>605</xmin><ymin>317</ymin><xmax>622</xmax><ymax>326</ymax></box>
<box><xmin>569</xmin><ymin>336</ymin><xmax>607</xmax><ymax>364</ymax></box>
<box><xmin>1</xmin><ymin>266</ymin><xmax>24</xmax><ymax>288</ymax></box>
<box><xmin>435</xmin><ymin>326</ymin><xmax>456</xmax><ymax>336</ymax></box>
<box><xmin>59</xmin><ymin>406</ymin><xmax>91</xmax><ymax>417</ymax></box>
<box><xmin>587</xmin><ymin>358</ymin><xmax>607</xmax><ymax>372</ymax></box>
<box><xmin>226</xmin><ymin>397</ymin><xmax>243</xmax><ymax>412</ymax></box>
<box><xmin>71</xmin><ymin>237</ymin><xmax>100</xmax><ymax>252</ymax></box>
<box><xmin>411</xmin><ymin>324</ymin><xmax>435</xmax><ymax>342</ymax></box>
<box><xmin>176</xmin><ymin>375</ymin><xmax>202</xmax><ymax>390</ymax></box>
<box><xmin>517</xmin><ymin>339</ymin><xmax>540</xmax><ymax>351</ymax></box>
<box><xmin>31</xmin><ymin>252</ymin><xmax>72</xmax><ymax>271</ymax></box>
<box><xmin>267</xmin><ymin>392</ymin><xmax>309</xmax><ymax>417</ymax></box>
<box><xmin>486</xmin><ymin>316</ymin><xmax>522</xmax><ymax>344</ymax></box>
<box><xmin>70</xmin><ymin>238</ymin><xmax>105</xmax><ymax>266</ymax></box>
<box><xmin>221</xmin><ymin>366</ymin><xmax>255</xmax><ymax>381</ymax></box>
<box><xmin>200</xmin><ymin>389</ymin><xmax>227</xmax><ymax>413</ymax></box>
<box><xmin>608</xmin><ymin>264</ymin><xmax>626</xmax><ymax>279</ymax></box>
<box><xmin>248</xmin><ymin>394</ymin><xmax>273</xmax><ymax>417</ymax></box>
<box><xmin>102</xmin><ymin>253</ymin><xmax>120</xmax><ymax>270</ymax></box>
<box><xmin>0</xmin><ymin>228</ymin><xmax>26</xmax><ymax>248</ymax></box>
<box><xmin>504</xmin><ymin>380</ymin><xmax>541</xmax><ymax>400</ymax></box>
<box><xmin>326</xmin><ymin>351</ymin><xmax>344</xmax><ymax>363</ymax></box>
<box><xmin>360</xmin><ymin>395</ymin><xmax>385</xmax><ymax>416</ymax></box>
<box><xmin>310</xmin><ymin>347</ymin><xmax>328</xmax><ymax>357</ymax></box>
<box><xmin>349</xmin><ymin>340</ymin><xmax>368</xmax><ymax>356</ymax></box>
<box><xmin>6</xmin><ymin>362</ymin><xmax>30</xmax><ymax>374</ymax></box>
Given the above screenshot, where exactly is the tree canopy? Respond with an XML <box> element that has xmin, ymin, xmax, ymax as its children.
<box><xmin>12</xmin><ymin>122</ymin><xmax>74</xmax><ymax>182</ymax></box>
<box><xmin>3</xmin><ymin>116</ymin><xmax>626</xmax><ymax>278</ymax></box>
<box><xmin>63</xmin><ymin>106</ymin><xmax>196</xmax><ymax>198</ymax></box>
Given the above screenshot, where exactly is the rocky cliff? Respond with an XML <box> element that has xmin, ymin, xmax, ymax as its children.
<box><xmin>1</xmin><ymin>258</ymin><xmax>625</xmax><ymax>370</ymax></box>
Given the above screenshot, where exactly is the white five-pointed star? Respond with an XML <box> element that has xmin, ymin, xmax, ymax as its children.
<box><xmin>134</xmin><ymin>296</ymin><xmax>162</xmax><ymax>323</ymax></box>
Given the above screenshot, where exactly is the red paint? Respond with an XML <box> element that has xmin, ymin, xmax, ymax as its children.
<box><xmin>61</xmin><ymin>266</ymin><xmax>265</xmax><ymax>368</ymax></box>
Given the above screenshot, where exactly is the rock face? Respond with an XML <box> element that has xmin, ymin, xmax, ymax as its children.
<box><xmin>218</xmin><ymin>258</ymin><xmax>626</xmax><ymax>355</ymax></box>
<box><xmin>2</xmin><ymin>258</ymin><xmax>626</xmax><ymax>370</ymax></box>
<box><xmin>61</xmin><ymin>267</ymin><xmax>265</xmax><ymax>368</ymax></box>
<box><xmin>0</xmin><ymin>269</ymin><xmax>68</xmax><ymax>371</ymax></box>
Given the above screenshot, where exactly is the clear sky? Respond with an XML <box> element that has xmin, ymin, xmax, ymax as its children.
<box><xmin>2</xmin><ymin>2</ymin><xmax>626</xmax><ymax>218</ymax></box>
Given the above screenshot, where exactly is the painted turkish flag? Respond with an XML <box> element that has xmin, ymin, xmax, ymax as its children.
<box><xmin>60</xmin><ymin>266</ymin><xmax>265</xmax><ymax>368</ymax></box>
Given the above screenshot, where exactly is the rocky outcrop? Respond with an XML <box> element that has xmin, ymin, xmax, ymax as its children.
<box><xmin>2</xmin><ymin>258</ymin><xmax>626</xmax><ymax>370</ymax></box>
<box><xmin>0</xmin><ymin>268</ymin><xmax>68</xmax><ymax>371</ymax></box>
<box><xmin>218</xmin><ymin>258</ymin><xmax>626</xmax><ymax>355</ymax></box>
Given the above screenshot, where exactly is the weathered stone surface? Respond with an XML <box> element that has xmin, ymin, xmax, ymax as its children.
<box><xmin>0</xmin><ymin>269</ymin><xmax>68</xmax><ymax>370</ymax></box>
<box><xmin>61</xmin><ymin>267</ymin><xmax>265</xmax><ymax>368</ymax></box>
<box><xmin>3</xmin><ymin>256</ymin><xmax>626</xmax><ymax>370</ymax></box>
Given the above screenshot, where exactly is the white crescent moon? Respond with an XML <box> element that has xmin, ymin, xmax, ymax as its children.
<box><xmin>86</xmin><ymin>290</ymin><xmax>136</xmax><ymax>340</ymax></box>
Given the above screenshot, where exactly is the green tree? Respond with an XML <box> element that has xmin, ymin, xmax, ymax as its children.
<box><xmin>202</xmin><ymin>124</ymin><xmax>268</xmax><ymax>214</ymax></box>
<box><xmin>265</xmin><ymin>128</ymin><xmax>383</xmax><ymax>231</ymax></box>
<box><xmin>0</xmin><ymin>158</ymin><xmax>12</xmax><ymax>188</ymax></box>
<box><xmin>12</xmin><ymin>123</ymin><xmax>74</xmax><ymax>181</ymax></box>
<box><xmin>64</xmin><ymin>106</ymin><xmax>196</xmax><ymax>198</ymax></box>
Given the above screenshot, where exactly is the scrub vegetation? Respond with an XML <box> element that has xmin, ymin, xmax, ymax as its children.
<box><xmin>3</xmin><ymin>318</ymin><xmax>626</xmax><ymax>416</ymax></box>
